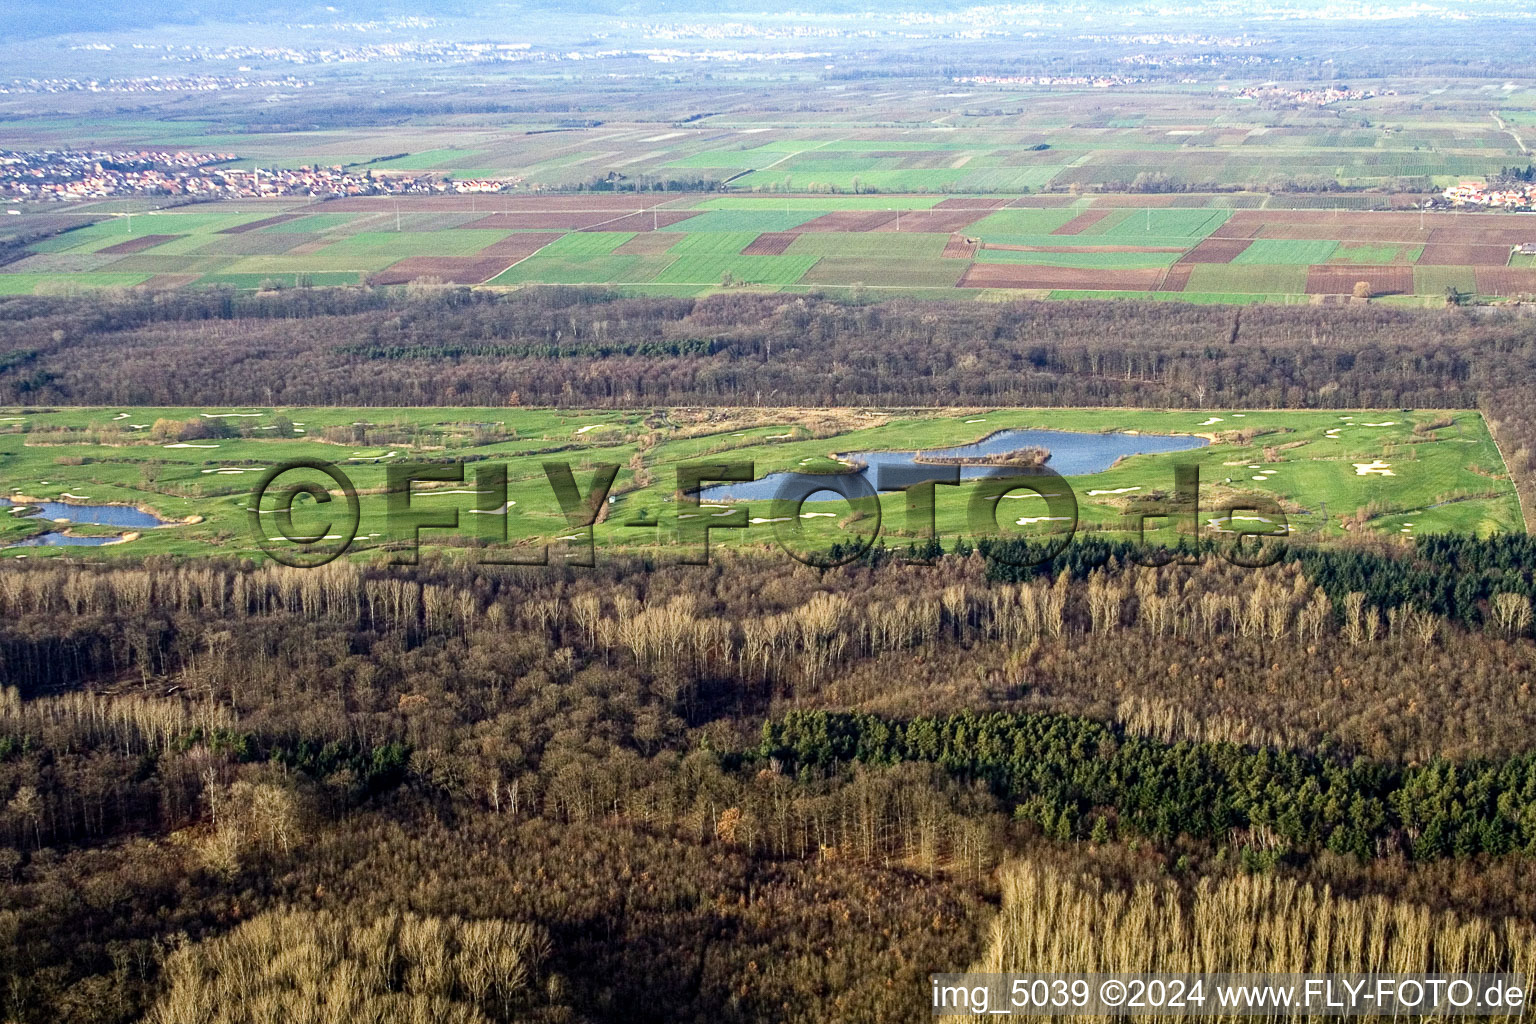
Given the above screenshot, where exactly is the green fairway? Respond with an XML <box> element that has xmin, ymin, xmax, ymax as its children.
<box><xmin>0</xmin><ymin>406</ymin><xmax>1518</xmax><ymax>561</ymax></box>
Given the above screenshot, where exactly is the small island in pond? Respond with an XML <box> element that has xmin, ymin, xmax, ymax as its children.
<box><xmin>912</xmin><ymin>445</ymin><xmax>1051</xmax><ymax>467</ymax></box>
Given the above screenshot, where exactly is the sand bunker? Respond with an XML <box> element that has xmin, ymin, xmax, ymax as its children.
<box><xmin>163</xmin><ymin>443</ymin><xmax>220</xmax><ymax>449</ymax></box>
<box><xmin>1015</xmin><ymin>516</ymin><xmax>1073</xmax><ymax>525</ymax></box>
<box><xmin>1198</xmin><ymin>417</ymin><xmax>1224</xmax><ymax>426</ymax></box>
<box><xmin>1354</xmin><ymin>461</ymin><xmax>1395</xmax><ymax>476</ymax></box>
<box><xmin>1088</xmin><ymin>487</ymin><xmax>1141</xmax><ymax>495</ymax></box>
<box><xmin>466</xmin><ymin>501</ymin><xmax>516</xmax><ymax>515</ymax></box>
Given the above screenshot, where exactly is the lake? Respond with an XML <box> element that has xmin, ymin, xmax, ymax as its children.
<box><xmin>699</xmin><ymin>428</ymin><xmax>1208</xmax><ymax>501</ymax></box>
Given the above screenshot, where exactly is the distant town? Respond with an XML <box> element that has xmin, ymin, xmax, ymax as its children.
<box><xmin>0</xmin><ymin>75</ymin><xmax>311</xmax><ymax>96</ymax></box>
<box><xmin>0</xmin><ymin>149</ymin><xmax>519</xmax><ymax>201</ymax></box>
<box><xmin>1236</xmin><ymin>84</ymin><xmax>1397</xmax><ymax>107</ymax></box>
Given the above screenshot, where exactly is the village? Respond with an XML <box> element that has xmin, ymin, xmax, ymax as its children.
<box><xmin>0</xmin><ymin>148</ymin><xmax>518</xmax><ymax>201</ymax></box>
<box><xmin>1439</xmin><ymin>179</ymin><xmax>1536</xmax><ymax>211</ymax></box>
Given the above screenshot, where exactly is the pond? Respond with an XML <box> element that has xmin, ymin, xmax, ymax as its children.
<box><xmin>7</xmin><ymin>533</ymin><xmax>122</xmax><ymax>547</ymax></box>
<box><xmin>699</xmin><ymin>428</ymin><xmax>1209</xmax><ymax>501</ymax></box>
<box><xmin>1</xmin><ymin>497</ymin><xmax>169</xmax><ymax>528</ymax></box>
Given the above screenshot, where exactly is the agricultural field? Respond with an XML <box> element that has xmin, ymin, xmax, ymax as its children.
<box><xmin>3</xmin><ymin>77</ymin><xmax>1529</xmax><ymax>197</ymax></box>
<box><xmin>0</xmin><ymin>406</ymin><xmax>1518</xmax><ymax>560</ymax></box>
<box><xmin>7</xmin><ymin>193</ymin><xmax>1536</xmax><ymax>304</ymax></box>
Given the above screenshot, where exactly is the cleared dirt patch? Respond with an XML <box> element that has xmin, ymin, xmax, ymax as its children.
<box><xmin>1051</xmin><ymin>210</ymin><xmax>1114</xmax><ymax>235</ymax></box>
<box><xmin>369</xmin><ymin>256</ymin><xmax>509</xmax><ymax>285</ymax></box>
<box><xmin>958</xmin><ymin>264</ymin><xmax>1166</xmax><ymax>290</ymax></box>
<box><xmin>580</xmin><ymin>210</ymin><xmax>701</xmax><ymax>232</ymax></box>
<box><xmin>1305</xmin><ymin>265</ymin><xmax>1414</xmax><ymax>296</ymax></box>
<box><xmin>1158</xmin><ymin>264</ymin><xmax>1193</xmax><ymax>291</ymax></box>
<box><xmin>1209</xmin><ymin>221</ymin><xmax>1261</xmax><ymax>240</ymax></box>
<box><xmin>794</xmin><ymin>210</ymin><xmax>900</xmax><ymax>233</ymax></box>
<box><xmin>219</xmin><ymin>213</ymin><xmax>301</xmax><ymax>234</ymax></box>
<box><xmin>97</xmin><ymin>234</ymin><xmax>182</xmax><ymax>255</ymax></box>
<box><xmin>613</xmin><ymin>232</ymin><xmax>684</xmax><ymax>255</ymax></box>
<box><xmin>1475</xmin><ymin>267</ymin><xmax>1536</xmax><ymax>295</ymax></box>
<box><xmin>1178</xmin><ymin>237</ymin><xmax>1254</xmax><ymax>264</ymax></box>
<box><xmin>1004</xmin><ymin>195</ymin><xmax>1077</xmax><ymax>208</ymax></box>
<box><xmin>480</xmin><ymin>232</ymin><xmax>564</xmax><ymax>258</ymax></box>
<box><xmin>1258</xmin><ymin>222</ymin><xmax>1431</xmax><ymax>243</ymax></box>
<box><xmin>139</xmin><ymin>273</ymin><xmax>200</xmax><ymax>290</ymax></box>
<box><xmin>886</xmin><ymin>209</ymin><xmax>990</xmax><ymax>233</ymax></box>
<box><xmin>935</xmin><ymin>197</ymin><xmax>1013</xmax><ymax>210</ymax></box>
<box><xmin>985</xmin><ymin>243</ymin><xmax>1183</xmax><ymax>253</ymax></box>
<box><xmin>1428</xmin><ymin>227</ymin><xmax>1536</xmax><ymax>247</ymax></box>
<box><xmin>1090</xmin><ymin>195</ymin><xmax>1186</xmax><ymax>208</ymax></box>
<box><xmin>943</xmin><ymin>234</ymin><xmax>980</xmax><ymax>259</ymax></box>
<box><xmin>742</xmin><ymin>232</ymin><xmax>797</xmax><ymax>255</ymax></box>
<box><xmin>322</xmin><ymin>194</ymin><xmax>673</xmax><ymax>213</ymax></box>
<box><xmin>1418</xmin><ymin>243</ymin><xmax>1514</xmax><ymax>266</ymax></box>
<box><xmin>461</xmin><ymin>211</ymin><xmax>629</xmax><ymax>230</ymax></box>
<box><xmin>193</xmin><ymin>233</ymin><xmax>311</xmax><ymax>256</ymax></box>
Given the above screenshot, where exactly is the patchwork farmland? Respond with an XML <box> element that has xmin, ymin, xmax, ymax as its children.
<box><xmin>7</xmin><ymin>192</ymin><xmax>1536</xmax><ymax>305</ymax></box>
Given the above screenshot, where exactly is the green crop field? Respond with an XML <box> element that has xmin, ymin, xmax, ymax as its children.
<box><xmin>673</xmin><ymin>209</ymin><xmax>824</xmax><ymax>233</ymax></box>
<box><xmin>653</xmin><ymin>254</ymin><xmax>820</xmax><ymax>285</ymax></box>
<box><xmin>975</xmin><ymin>250</ymin><xmax>1182</xmax><ymax>268</ymax></box>
<box><xmin>538</xmin><ymin>232</ymin><xmax>636</xmax><ymax>256</ymax></box>
<box><xmin>796</xmin><ymin>258</ymin><xmax>969</xmax><ymax>287</ymax></box>
<box><xmin>488</xmin><ymin>254</ymin><xmax>656</xmax><ymax>285</ymax></box>
<box><xmin>1332</xmin><ymin>243</ymin><xmax>1420</xmax><ymax>264</ymax></box>
<box><xmin>1093</xmin><ymin>209</ymin><xmax>1231</xmax><ymax>239</ymax></box>
<box><xmin>0</xmin><ymin>406</ymin><xmax>1518</xmax><ymax>561</ymax></box>
<box><xmin>967</xmin><ymin>209</ymin><xmax>1082</xmax><ymax>238</ymax></box>
<box><xmin>1185</xmin><ymin>264</ymin><xmax>1312</xmax><ymax>293</ymax></box>
<box><xmin>666</xmin><ymin>232</ymin><xmax>761</xmax><ymax>256</ymax></box>
<box><xmin>785</xmin><ymin>233</ymin><xmax>952</xmax><ymax>259</ymax></box>
<box><xmin>1233</xmin><ymin>239</ymin><xmax>1342</xmax><ymax>265</ymax></box>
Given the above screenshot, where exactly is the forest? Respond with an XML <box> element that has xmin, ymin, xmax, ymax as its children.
<box><xmin>2</xmin><ymin>541</ymin><xmax>1536</xmax><ymax>1021</ymax></box>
